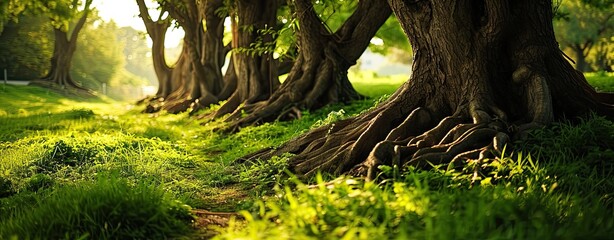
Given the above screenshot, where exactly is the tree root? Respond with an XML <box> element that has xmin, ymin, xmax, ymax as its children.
<box><xmin>240</xmin><ymin>100</ymin><xmax>521</xmax><ymax>181</ymax></box>
<box><xmin>28</xmin><ymin>80</ymin><xmax>95</xmax><ymax>97</ymax></box>
<box><xmin>358</xmin><ymin>105</ymin><xmax>514</xmax><ymax>180</ymax></box>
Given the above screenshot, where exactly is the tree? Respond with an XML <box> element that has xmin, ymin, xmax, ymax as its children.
<box><xmin>0</xmin><ymin>15</ymin><xmax>53</xmax><ymax>80</ymax></box>
<box><xmin>71</xmin><ymin>19</ymin><xmax>124</xmax><ymax>90</ymax></box>
<box><xmin>554</xmin><ymin>0</ymin><xmax>614</xmax><ymax>72</ymax></box>
<box><xmin>29</xmin><ymin>0</ymin><xmax>94</xmax><ymax>93</ymax></box>
<box><xmin>157</xmin><ymin>0</ymin><xmax>228</xmax><ymax>113</ymax></box>
<box><xmin>117</xmin><ymin>26</ymin><xmax>157</xmax><ymax>90</ymax></box>
<box><xmin>241</xmin><ymin>0</ymin><xmax>614</xmax><ymax>178</ymax></box>
<box><xmin>222</xmin><ymin>0</ymin><xmax>392</xmax><ymax>129</ymax></box>
<box><xmin>210</xmin><ymin>0</ymin><xmax>282</xmax><ymax>119</ymax></box>
<box><xmin>135</xmin><ymin>0</ymin><xmax>185</xmax><ymax>111</ymax></box>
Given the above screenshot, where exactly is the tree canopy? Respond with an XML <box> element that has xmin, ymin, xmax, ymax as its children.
<box><xmin>0</xmin><ymin>15</ymin><xmax>53</xmax><ymax>79</ymax></box>
<box><xmin>554</xmin><ymin>0</ymin><xmax>614</xmax><ymax>71</ymax></box>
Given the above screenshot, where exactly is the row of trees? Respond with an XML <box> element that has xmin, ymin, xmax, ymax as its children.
<box><xmin>136</xmin><ymin>0</ymin><xmax>405</xmax><ymax>118</ymax></box>
<box><xmin>0</xmin><ymin>0</ymin><xmax>155</xmax><ymax>99</ymax></box>
<box><xmin>134</xmin><ymin>0</ymin><xmax>614</xmax><ymax>176</ymax></box>
<box><xmin>1</xmin><ymin>0</ymin><xmax>613</xmax><ymax>177</ymax></box>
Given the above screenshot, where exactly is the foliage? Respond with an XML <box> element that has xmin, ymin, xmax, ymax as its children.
<box><xmin>0</xmin><ymin>0</ymin><xmax>32</xmax><ymax>33</ymax></box>
<box><xmin>0</xmin><ymin>15</ymin><xmax>53</xmax><ymax>79</ymax></box>
<box><xmin>554</xmin><ymin>0</ymin><xmax>614</xmax><ymax>71</ymax></box>
<box><xmin>72</xmin><ymin>17</ymin><xmax>124</xmax><ymax>90</ymax></box>
<box><xmin>0</xmin><ymin>0</ymin><xmax>92</xmax><ymax>33</ymax></box>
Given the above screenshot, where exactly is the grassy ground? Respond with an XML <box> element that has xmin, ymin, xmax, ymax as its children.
<box><xmin>0</xmin><ymin>72</ymin><xmax>613</xmax><ymax>239</ymax></box>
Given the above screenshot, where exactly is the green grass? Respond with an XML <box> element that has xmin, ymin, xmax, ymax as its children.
<box><xmin>0</xmin><ymin>176</ymin><xmax>194</xmax><ymax>239</ymax></box>
<box><xmin>349</xmin><ymin>71</ymin><xmax>406</xmax><ymax>98</ymax></box>
<box><xmin>0</xmin><ymin>71</ymin><xmax>613</xmax><ymax>239</ymax></box>
<box><xmin>0</xmin><ymin>82</ymin><xmax>386</xmax><ymax>237</ymax></box>
<box><xmin>216</xmin><ymin>116</ymin><xmax>614</xmax><ymax>239</ymax></box>
<box><xmin>586</xmin><ymin>72</ymin><xmax>614</xmax><ymax>92</ymax></box>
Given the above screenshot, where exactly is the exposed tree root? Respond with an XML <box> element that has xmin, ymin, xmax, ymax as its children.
<box><xmin>28</xmin><ymin>80</ymin><xmax>94</xmax><ymax>97</ymax></box>
<box><xmin>239</xmin><ymin>99</ymin><xmax>518</xmax><ymax>181</ymax></box>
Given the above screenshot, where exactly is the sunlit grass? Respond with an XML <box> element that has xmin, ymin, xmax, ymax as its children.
<box><xmin>0</xmin><ymin>70</ymin><xmax>613</xmax><ymax>238</ymax></box>
<box><xmin>0</xmin><ymin>176</ymin><xmax>194</xmax><ymax>239</ymax></box>
<box><xmin>217</xmin><ymin>116</ymin><xmax>614</xmax><ymax>239</ymax></box>
<box><xmin>0</xmin><ymin>82</ymin><xmax>385</xmax><ymax>237</ymax></box>
<box><xmin>585</xmin><ymin>72</ymin><xmax>614</xmax><ymax>92</ymax></box>
<box><xmin>349</xmin><ymin>71</ymin><xmax>406</xmax><ymax>98</ymax></box>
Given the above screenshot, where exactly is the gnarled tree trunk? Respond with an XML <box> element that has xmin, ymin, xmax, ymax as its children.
<box><xmin>211</xmin><ymin>0</ymin><xmax>281</xmax><ymax>119</ymax></box>
<box><xmin>223</xmin><ymin>0</ymin><xmax>391</xmax><ymax>129</ymax></box>
<box><xmin>241</xmin><ymin>0</ymin><xmax>614</xmax><ymax>179</ymax></box>
<box><xmin>136</xmin><ymin>0</ymin><xmax>186</xmax><ymax>112</ymax></box>
<box><xmin>161</xmin><ymin>0</ymin><xmax>227</xmax><ymax>114</ymax></box>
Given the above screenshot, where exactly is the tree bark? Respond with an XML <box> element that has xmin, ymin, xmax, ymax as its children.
<box><xmin>135</xmin><ymin>0</ymin><xmax>187</xmax><ymax>112</ymax></box>
<box><xmin>161</xmin><ymin>0</ymin><xmax>227</xmax><ymax>114</ymax></box>
<box><xmin>31</xmin><ymin>0</ymin><xmax>92</xmax><ymax>94</ymax></box>
<box><xmin>240</xmin><ymin>0</ymin><xmax>614</xmax><ymax>179</ymax></box>
<box><xmin>222</xmin><ymin>0</ymin><xmax>391</xmax><ymax>129</ymax></box>
<box><xmin>211</xmin><ymin>0</ymin><xmax>281</xmax><ymax>119</ymax></box>
<box><xmin>136</xmin><ymin>0</ymin><xmax>173</xmax><ymax>99</ymax></box>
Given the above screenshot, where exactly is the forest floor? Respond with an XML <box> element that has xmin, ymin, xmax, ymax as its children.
<box><xmin>0</xmin><ymin>72</ymin><xmax>613</xmax><ymax>239</ymax></box>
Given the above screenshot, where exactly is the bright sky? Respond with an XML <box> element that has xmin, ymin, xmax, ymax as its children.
<box><xmin>94</xmin><ymin>0</ymin><xmax>184</xmax><ymax>47</ymax></box>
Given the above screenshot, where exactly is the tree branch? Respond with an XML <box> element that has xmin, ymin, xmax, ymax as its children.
<box><xmin>68</xmin><ymin>0</ymin><xmax>92</xmax><ymax>44</ymax></box>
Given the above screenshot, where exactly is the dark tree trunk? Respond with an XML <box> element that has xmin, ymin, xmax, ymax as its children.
<box><xmin>217</xmin><ymin>53</ymin><xmax>238</xmax><ymax>101</ymax></box>
<box><xmin>571</xmin><ymin>44</ymin><xmax>591</xmax><ymax>72</ymax></box>
<box><xmin>240</xmin><ymin>0</ymin><xmax>614</xmax><ymax>179</ymax></box>
<box><xmin>136</xmin><ymin>0</ymin><xmax>185</xmax><ymax>113</ymax></box>
<box><xmin>223</xmin><ymin>0</ymin><xmax>391</xmax><ymax>129</ymax></box>
<box><xmin>211</xmin><ymin>0</ymin><xmax>281</xmax><ymax>119</ymax></box>
<box><xmin>32</xmin><ymin>2</ymin><xmax>92</xmax><ymax>94</ymax></box>
<box><xmin>136</xmin><ymin>0</ymin><xmax>173</xmax><ymax>99</ymax></box>
<box><xmin>143</xmin><ymin>43</ymin><xmax>190</xmax><ymax>113</ymax></box>
<box><xmin>161</xmin><ymin>0</ymin><xmax>227</xmax><ymax>114</ymax></box>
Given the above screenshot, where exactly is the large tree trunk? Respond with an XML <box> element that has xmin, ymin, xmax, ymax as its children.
<box><xmin>222</xmin><ymin>0</ymin><xmax>391</xmax><ymax>129</ymax></box>
<box><xmin>143</xmin><ymin>43</ymin><xmax>190</xmax><ymax>113</ymax></box>
<box><xmin>211</xmin><ymin>0</ymin><xmax>281</xmax><ymax>119</ymax></box>
<box><xmin>136</xmin><ymin>0</ymin><xmax>184</xmax><ymax>113</ymax></box>
<box><xmin>161</xmin><ymin>0</ymin><xmax>227</xmax><ymax>114</ymax></box>
<box><xmin>240</xmin><ymin>0</ymin><xmax>614</xmax><ymax>179</ymax></box>
<box><xmin>31</xmin><ymin>2</ymin><xmax>92</xmax><ymax>94</ymax></box>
